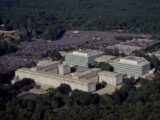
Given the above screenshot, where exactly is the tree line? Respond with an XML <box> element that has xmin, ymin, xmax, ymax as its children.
<box><xmin>0</xmin><ymin>0</ymin><xmax>160</xmax><ymax>40</ymax></box>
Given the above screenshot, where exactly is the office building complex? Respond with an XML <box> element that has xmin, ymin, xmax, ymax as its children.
<box><xmin>109</xmin><ymin>56</ymin><xmax>150</xmax><ymax>77</ymax></box>
<box><xmin>65</xmin><ymin>50</ymin><xmax>103</xmax><ymax>66</ymax></box>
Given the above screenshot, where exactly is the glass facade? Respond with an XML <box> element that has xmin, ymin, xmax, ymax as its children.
<box><xmin>65</xmin><ymin>53</ymin><xmax>103</xmax><ymax>66</ymax></box>
<box><xmin>65</xmin><ymin>54</ymin><xmax>89</xmax><ymax>66</ymax></box>
<box><xmin>109</xmin><ymin>62</ymin><xmax>150</xmax><ymax>76</ymax></box>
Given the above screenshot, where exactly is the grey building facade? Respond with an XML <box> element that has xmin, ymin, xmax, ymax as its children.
<box><xmin>109</xmin><ymin>56</ymin><xmax>150</xmax><ymax>77</ymax></box>
<box><xmin>65</xmin><ymin>50</ymin><xmax>103</xmax><ymax>66</ymax></box>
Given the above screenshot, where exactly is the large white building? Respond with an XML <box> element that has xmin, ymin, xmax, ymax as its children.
<box><xmin>14</xmin><ymin>60</ymin><xmax>99</xmax><ymax>92</ymax></box>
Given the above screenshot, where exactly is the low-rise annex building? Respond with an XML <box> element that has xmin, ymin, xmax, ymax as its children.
<box><xmin>98</xmin><ymin>71</ymin><xmax>123</xmax><ymax>86</ymax></box>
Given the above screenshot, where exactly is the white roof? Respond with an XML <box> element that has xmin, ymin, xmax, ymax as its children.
<box><xmin>37</xmin><ymin>60</ymin><xmax>60</xmax><ymax>67</ymax></box>
<box><xmin>95</xmin><ymin>55</ymin><xmax>116</xmax><ymax>62</ymax></box>
<box><xmin>98</xmin><ymin>71</ymin><xmax>121</xmax><ymax>77</ymax></box>
<box><xmin>112</xmin><ymin>56</ymin><xmax>149</xmax><ymax>66</ymax></box>
<box><xmin>71</xmin><ymin>49</ymin><xmax>103</xmax><ymax>57</ymax></box>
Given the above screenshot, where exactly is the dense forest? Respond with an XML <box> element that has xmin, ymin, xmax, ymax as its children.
<box><xmin>0</xmin><ymin>71</ymin><xmax>160</xmax><ymax>120</ymax></box>
<box><xmin>0</xmin><ymin>0</ymin><xmax>160</xmax><ymax>39</ymax></box>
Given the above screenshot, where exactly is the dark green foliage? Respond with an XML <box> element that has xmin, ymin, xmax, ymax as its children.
<box><xmin>0</xmin><ymin>38</ymin><xmax>18</xmax><ymax>56</ymax></box>
<box><xmin>98</xmin><ymin>62</ymin><xmax>113</xmax><ymax>71</ymax></box>
<box><xmin>13</xmin><ymin>78</ymin><xmax>35</xmax><ymax>92</ymax></box>
<box><xmin>104</xmin><ymin>48</ymin><xmax>120</xmax><ymax>56</ymax></box>
<box><xmin>0</xmin><ymin>71</ymin><xmax>15</xmax><ymax>84</ymax></box>
<box><xmin>43</xmin><ymin>25</ymin><xmax>65</xmax><ymax>40</ymax></box>
<box><xmin>43</xmin><ymin>50</ymin><xmax>62</xmax><ymax>60</ymax></box>
<box><xmin>71</xmin><ymin>90</ymin><xmax>100</xmax><ymax>105</ymax></box>
<box><xmin>71</xmin><ymin>90</ymin><xmax>93</xmax><ymax>105</ymax></box>
<box><xmin>89</xmin><ymin>61</ymin><xmax>114</xmax><ymax>71</ymax></box>
<box><xmin>0</xmin><ymin>0</ymin><xmax>160</xmax><ymax>39</ymax></box>
<box><xmin>57</xmin><ymin>84</ymin><xmax>71</xmax><ymax>95</ymax></box>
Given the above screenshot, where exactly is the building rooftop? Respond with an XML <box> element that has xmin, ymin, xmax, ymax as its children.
<box><xmin>36</xmin><ymin>60</ymin><xmax>61</xmax><ymax>71</ymax></box>
<box><xmin>71</xmin><ymin>68</ymin><xmax>101</xmax><ymax>79</ymax></box>
<box><xmin>111</xmin><ymin>56</ymin><xmax>149</xmax><ymax>66</ymax></box>
<box><xmin>98</xmin><ymin>71</ymin><xmax>121</xmax><ymax>77</ymax></box>
<box><xmin>75</xmin><ymin>66</ymin><xmax>90</xmax><ymax>73</ymax></box>
<box><xmin>58</xmin><ymin>63</ymin><xmax>70</xmax><ymax>67</ymax></box>
<box><xmin>108</xmin><ymin>44</ymin><xmax>142</xmax><ymax>55</ymax></box>
<box><xmin>17</xmin><ymin>68</ymin><xmax>94</xmax><ymax>84</ymax></box>
<box><xmin>69</xmin><ymin>49</ymin><xmax>103</xmax><ymax>57</ymax></box>
<box><xmin>59</xmin><ymin>51</ymin><xmax>68</xmax><ymax>56</ymax></box>
<box><xmin>37</xmin><ymin>60</ymin><xmax>60</xmax><ymax>67</ymax></box>
<box><xmin>95</xmin><ymin>55</ymin><xmax>116</xmax><ymax>63</ymax></box>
